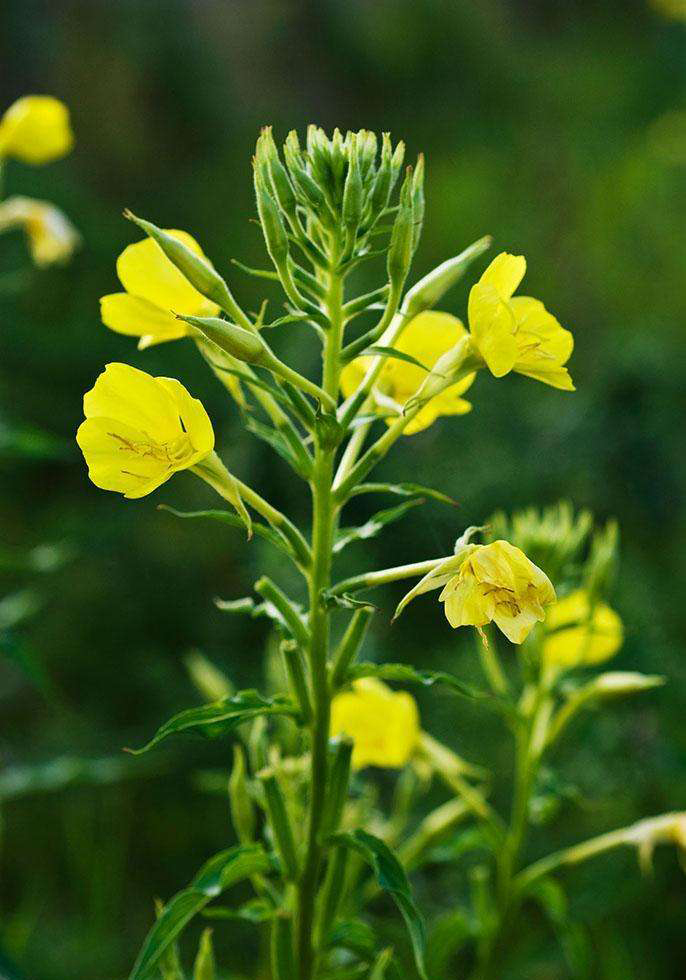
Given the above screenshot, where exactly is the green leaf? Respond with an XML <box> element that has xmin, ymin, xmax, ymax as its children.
<box><xmin>349</xmin><ymin>662</ymin><xmax>490</xmax><ymax>701</ymax></box>
<box><xmin>129</xmin><ymin>844</ymin><xmax>271</xmax><ymax>980</ymax></box>
<box><xmin>334</xmin><ymin>499</ymin><xmax>425</xmax><ymax>554</ymax></box>
<box><xmin>526</xmin><ymin>877</ymin><xmax>592</xmax><ymax>976</ymax></box>
<box><xmin>202</xmin><ymin>897</ymin><xmax>276</xmax><ymax>923</ymax></box>
<box><xmin>333</xmin><ymin>829</ymin><xmax>427</xmax><ymax>980</ymax></box>
<box><xmin>159</xmin><ymin>506</ymin><xmax>296</xmax><ymax>561</ymax></box>
<box><xmin>322</xmin><ymin>592</ymin><xmax>377</xmax><ymax>612</ymax></box>
<box><xmin>192</xmin><ymin>928</ymin><xmax>215</xmax><ymax>980</ymax></box>
<box><xmin>202</xmin><ymin>360</ymin><xmax>291</xmax><ymax>406</ymax></box>
<box><xmin>350</xmin><ymin>482</ymin><xmax>457</xmax><ymax>507</ymax></box>
<box><xmin>126</xmin><ymin>690</ymin><xmax>298</xmax><ymax>755</ymax></box>
<box><xmin>362</xmin><ymin>346</ymin><xmax>434</xmax><ymax>374</ymax></box>
<box><xmin>328</xmin><ymin>919</ymin><xmax>377</xmax><ymax>959</ymax></box>
<box><xmin>244</xmin><ymin>416</ymin><xmax>311</xmax><ymax>478</ymax></box>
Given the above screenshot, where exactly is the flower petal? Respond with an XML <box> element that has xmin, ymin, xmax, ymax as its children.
<box><xmin>479</xmin><ymin>252</ymin><xmax>526</xmax><ymax>300</ymax></box>
<box><xmin>100</xmin><ymin>293</ymin><xmax>188</xmax><ymax>346</ymax></box>
<box><xmin>116</xmin><ymin>231</ymin><xmax>220</xmax><ymax>316</ymax></box>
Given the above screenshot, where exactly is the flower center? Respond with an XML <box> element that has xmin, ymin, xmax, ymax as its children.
<box><xmin>108</xmin><ymin>430</ymin><xmax>193</xmax><ymax>466</ymax></box>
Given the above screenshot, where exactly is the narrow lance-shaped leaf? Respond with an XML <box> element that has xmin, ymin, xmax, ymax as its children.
<box><xmin>126</xmin><ymin>690</ymin><xmax>299</xmax><ymax>755</ymax></box>
<box><xmin>334</xmin><ymin>498</ymin><xmax>425</xmax><ymax>554</ymax></box>
<box><xmin>129</xmin><ymin>844</ymin><xmax>272</xmax><ymax>980</ymax></box>
<box><xmin>349</xmin><ymin>662</ymin><xmax>490</xmax><ymax>701</ymax></box>
<box><xmin>349</xmin><ymin>482</ymin><xmax>457</xmax><ymax>507</ymax></box>
<box><xmin>333</xmin><ymin>829</ymin><xmax>428</xmax><ymax>980</ymax></box>
<box><xmin>159</xmin><ymin>506</ymin><xmax>296</xmax><ymax>563</ymax></box>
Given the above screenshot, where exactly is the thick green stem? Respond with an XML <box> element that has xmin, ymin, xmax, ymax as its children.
<box><xmin>297</xmin><ymin>256</ymin><xmax>344</xmax><ymax>980</ymax></box>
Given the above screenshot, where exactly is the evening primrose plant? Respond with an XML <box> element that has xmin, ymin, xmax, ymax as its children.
<box><xmin>77</xmin><ymin>127</ymin><xmax>677</xmax><ymax>980</ymax></box>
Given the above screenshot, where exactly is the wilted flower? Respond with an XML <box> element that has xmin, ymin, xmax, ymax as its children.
<box><xmin>439</xmin><ymin>539</ymin><xmax>556</xmax><ymax>643</ymax></box>
<box><xmin>100</xmin><ymin>231</ymin><xmax>219</xmax><ymax>349</ymax></box>
<box><xmin>0</xmin><ymin>196</ymin><xmax>80</xmax><ymax>266</ymax></box>
<box><xmin>330</xmin><ymin>678</ymin><xmax>419</xmax><ymax>769</ymax></box>
<box><xmin>625</xmin><ymin>812</ymin><xmax>686</xmax><ymax>874</ymax></box>
<box><xmin>543</xmin><ymin>589</ymin><xmax>624</xmax><ymax>668</ymax></box>
<box><xmin>76</xmin><ymin>363</ymin><xmax>215</xmax><ymax>498</ymax></box>
<box><xmin>340</xmin><ymin>311</ymin><xmax>475</xmax><ymax>434</ymax></box>
<box><xmin>467</xmin><ymin>252</ymin><xmax>574</xmax><ymax>390</ymax></box>
<box><xmin>0</xmin><ymin>96</ymin><xmax>73</xmax><ymax>164</ymax></box>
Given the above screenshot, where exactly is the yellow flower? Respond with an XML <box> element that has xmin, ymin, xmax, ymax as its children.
<box><xmin>0</xmin><ymin>196</ymin><xmax>80</xmax><ymax>266</ymax></box>
<box><xmin>467</xmin><ymin>252</ymin><xmax>574</xmax><ymax>390</ymax></box>
<box><xmin>340</xmin><ymin>311</ymin><xmax>475</xmax><ymax>434</ymax></box>
<box><xmin>0</xmin><ymin>96</ymin><xmax>73</xmax><ymax>164</ymax></box>
<box><xmin>330</xmin><ymin>678</ymin><xmax>419</xmax><ymax>770</ymax></box>
<box><xmin>542</xmin><ymin>589</ymin><xmax>624</xmax><ymax>668</ymax></box>
<box><xmin>76</xmin><ymin>363</ymin><xmax>214</xmax><ymax>499</ymax></box>
<box><xmin>100</xmin><ymin>231</ymin><xmax>220</xmax><ymax>349</ymax></box>
<box><xmin>439</xmin><ymin>539</ymin><xmax>556</xmax><ymax>644</ymax></box>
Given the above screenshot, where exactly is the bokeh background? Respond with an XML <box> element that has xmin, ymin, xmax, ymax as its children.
<box><xmin>1</xmin><ymin>1</ymin><xmax>685</xmax><ymax>978</ymax></box>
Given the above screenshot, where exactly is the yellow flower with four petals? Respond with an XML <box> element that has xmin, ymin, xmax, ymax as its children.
<box><xmin>466</xmin><ymin>252</ymin><xmax>574</xmax><ymax>390</ymax></box>
<box><xmin>0</xmin><ymin>196</ymin><xmax>80</xmax><ymax>266</ymax></box>
<box><xmin>0</xmin><ymin>96</ymin><xmax>73</xmax><ymax>165</ymax></box>
<box><xmin>330</xmin><ymin>678</ymin><xmax>420</xmax><ymax>770</ymax></box>
<box><xmin>542</xmin><ymin>589</ymin><xmax>624</xmax><ymax>668</ymax></box>
<box><xmin>100</xmin><ymin>231</ymin><xmax>220</xmax><ymax>349</ymax></box>
<box><xmin>439</xmin><ymin>539</ymin><xmax>556</xmax><ymax>644</ymax></box>
<box><xmin>340</xmin><ymin>311</ymin><xmax>475</xmax><ymax>435</ymax></box>
<box><xmin>76</xmin><ymin>363</ymin><xmax>215</xmax><ymax>499</ymax></box>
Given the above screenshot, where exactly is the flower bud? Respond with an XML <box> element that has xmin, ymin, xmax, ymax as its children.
<box><xmin>124</xmin><ymin>211</ymin><xmax>233</xmax><ymax>312</ymax></box>
<box><xmin>258</xmin><ymin>768</ymin><xmax>299</xmax><ymax>880</ymax></box>
<box><xmin>228</xmin><ymin>744</ymin><xmax>256</xmax><ymax>844</ymax></box>
<box><xmin>390</xmin><ymin>141</ymin><xmax>406</xmax><ymax>190</ymax></box>
<box><xmin>402</xmin><ymin>236</ymin><xmax>493</xmax><ymax>320</ymax></box>
<box><xmin>254</xmin><ymin>169</ymin><xmax>290</xmax><ymax>269</ymax></box>
<box><xmin>320</xmin><ymin>737</ymin><xmax>354</xmax><ymax>837</ymax></box>
<box><xmin>387</xmin><ymin>168</ymin><xmax>415</xmax><ymax>290</ymax></box>
<box><xmin>411</xmin><ymin>153</ymin><xmax>425</xmax><ymax>251</ymax></box>
<box><xmin>179</xmin><ymin>313</ymin><xmax>266</xmax><ymax>365</ymax></box>
<box><xmin>342</xmin><ymin>133</ymin><xmax>363</xmax><ymax>234</ymax></box>
<box><xmin>357</xmin><ymin>129</ymin><xmax>378</xmax><ymax>181</ymax></box>
<box><xmin>193</xmin><ymin>929</ymin><xmax>216</xmax><ymax>980</ymax></box>
<box><xmin>258</xmin><ymin>128</ymin><xmax>297</xmax><ymax>221</ymax></box>
<box><xmin>368</xmin><ymin>133</ymin><xmax>393</xmax><ymax>219</ymax></box>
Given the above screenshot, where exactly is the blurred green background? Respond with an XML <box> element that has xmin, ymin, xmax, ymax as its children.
<box><xmin>1</xmin><ymin>1</ymin><xmax>685</xmax><ymax>978</ymax></box>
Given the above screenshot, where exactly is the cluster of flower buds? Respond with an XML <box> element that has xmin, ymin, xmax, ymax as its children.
<box><xmin>253</xmin><ymin>126</ymin><xmax>424</xmax><ymax>290</ymax></box>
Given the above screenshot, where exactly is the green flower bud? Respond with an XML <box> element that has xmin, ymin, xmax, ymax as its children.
<box><xmin>411</xmin><ymin>153</ymin><xmax>425</xmax><ymax>251</ymax></box>
<box><xmin>179</xmin><ymin>313</ymin><xmax>266</xmax><ymax>364</ymax></box>
<box><xmin>342</xmin><ymin>133</ymin><xmax>363</xmax><ymax>233</ymax></box>
<box><xmin>387</xmin><ymin>168</ymin><xmax>415</xmax><ymax>290</ymax></box>
<box><xmin>259</xmin><ymin>128</ymin><xmax>297</xmax><ymax>220</ymax></box>
<box><xmin>358</xmin><ymin>129</ymin><xmax>378</xmax><ymax>182</ymax></box>
<box><xmin>390</xmin><ymin>141</ymin><xmax>406</xmax><ymax>190</ymax></box>
<box><xmin>229</xmin><ymin>744</ymin><xmax>256</xmax><ymax>844</ymax></box>
<box><xmin>368</xmin><ymin>132</ymin><xmax>393</xmax><ymax>219</ymax></box>
<box><xmin>254</xmin><ymin>168</ymin><xmax>290</xmax><ymax>268</ymax></box>
<box><xmin>193</xmin><ymin>929</ymin><xmax>216</xmax><ymax>980</ymax></box>
<box><xmin>258</xmin><ymin>768</ymin><xmax>299</xmax><ymax>880</ymax></box>
<box><xmin>124</xmin><ymin>210</ymin><xmax>233</xmax><ymax>312</ymax></box>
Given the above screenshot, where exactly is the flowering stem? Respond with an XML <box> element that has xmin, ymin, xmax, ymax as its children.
<box><xmin>328</xmin><ymin>556</ymin><xmax>446</xmax><ymax>598</ymax></box>
<box><xmin>296</xmin><ymin>249</ymin><xmax>344</xmax><ymax>980</ymax></box>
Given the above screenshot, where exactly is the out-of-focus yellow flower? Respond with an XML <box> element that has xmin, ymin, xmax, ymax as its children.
<box><xmin>650</xmin><ymin>0</ymin><xmax>686</xmax><ymax>20</ymax></box>
<box><xmin>467</xmin><ymin>253</ymin><xmax>574</xmax><ymax>391</ymax></box>
<box><xmin>624</xmin><ymin>812</ymin><xmax>686</xmax><ymax>874</ymax></box>
<box><xmin>542</xmin><ymin>589</ymin><xmax>624</xmax><ymax>668</ymax></box>
<box><xmin>76</xmin><ymin>363</ymin><xmax>214</xmax><ymax>499</ymax></box>
<box><xmin>0</xmin><ymin>196</ymin><xmax>80</xmax><ymax>266</ymax></box>
<box><xmin>340</xmin><ymin>311</ymin><xmax>475</xmax><ymax>434</ymax></box>
<box><xmin>0</xmin><ymin>96</ymin><xmax>73</xmax><ymax>164</ymax></box>
<box><xmin>330</xmin><ymin>678</ymin><xmax>419</xmax><ymax>770</ymax></box>
<box><xmin>439</xmin><ymin>539</ymin><xmax>556</xmax><ymax>644</ymax></box>
<box><xmin>100</xmin><ymin>232</ymin><xmax>220</xmax><ymax>349</ymax></box>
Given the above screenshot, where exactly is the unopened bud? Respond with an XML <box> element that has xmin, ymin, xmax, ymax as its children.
<box><xmin>411</xmin><ymin>154</ymin><xmax>425</xmax><ymax>251</ymax></box>
<box><xmin>368</xmin><ymin>133</ymin><xmax>393</xmax><ymax>218</ymax></box>
<box><xmin>258</xmin><ymin>768</ymin><xmax>299</xmax><ymax>880</ymax></box>
<box><xmin>402</xmin><ymin>236</ymin><xmax>492</xmax><ymax>320</ymax></box>
<box><xmin>387</xmin><ymin>168</ymin><xmax>415</xmax><ymax>289</ymax></box>
<box><xmin>179</xmin><ymin>314</ymin><xmax>266</xmax><ymax>364</ymax></box>
<box><xmin>254</xmin><ymin>169</ymin><xmax>290</xmax><ymax>268</ymax></box>
<box><xmin>259</xmin><ymin>128</ymin><xmax>297</xmax><ymax>220</ymax></box>
<box><xmin>342</xmin><ymin>133</ymin><xmax>363</xmax><ymax>233</ymax></box>
<box><xmin>124</xmin><ymin>211</ymin><xmax>232</xmax><ymax>312</ymax></box>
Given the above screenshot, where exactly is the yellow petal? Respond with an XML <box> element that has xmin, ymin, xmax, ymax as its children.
<box><xmin>479</xmin><ymin>252</ymin><xmax>526</xmax><ymax>300</ymax></box>
<box><xmin>83</xmin><ymin>363</ymin><xmax>180</xmax><ymax>441</ymax></box>
<box><xmin>100</xmin><ymin>293</ymin><xmax>188</xmax><ymax>347</ymax></box>
<box><xmin>330</xmin><ymin>679</ymin><xmax>419</xmax><ymax>770</ymax></box>
<box><xmin>509</xmin><ymin>296</ymin><xmax>575</xmax><ymax>390</ymax></box>
<box><xmin>116</xmin><ymin>232</ymin><xmax>220</xmax><ymax>316</ymax></box>
<box><xmin>156</xmin><ymin>377</ymin><xmax>215</xmax><ymax>458</ymax></box>
<box><xmin>543</xmin><ymin>590</ymin><xmax>624</xmax><ymax>667</ymax></box>
<box><xmin>0</xmin><ymin>96</ymin><xmax>73</xmax><ymax>164</ymax></box>
<box><xmin>492</xmin><ymin>604</ymin><xmax>541</xmax><ymax>644</ymax></box>
<box><xmin>76</xmin><ymin>416</ymin><xmax>176</xmax><ymax>498</ymax></box>
<box><xmin>467</xmin><ymin>282</ymin><xmax>518</xmax><ymax>377</ymax></box>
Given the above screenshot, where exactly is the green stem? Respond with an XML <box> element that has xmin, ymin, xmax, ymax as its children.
<box><xmin>328</xmin><ymin>556</ymin><xmax>445</xmax><ymax>598</ymax></box>
<box><xmin>233</xmin><ymin>477</ymin><xmax>311</xmax><ymax>569</ymax></box>
<box><xmin>296</xmin><ymin>253</ymin><xmax>344</xmax><ymax>980</ymax></box>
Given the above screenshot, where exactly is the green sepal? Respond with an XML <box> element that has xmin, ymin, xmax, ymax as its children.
<box><xmin>126</xmin><ymin>690</ymin><xmax>299</xmax><ymax>755</ymax></box>
<box><xmin>128</xmin><ymin>844</ymin><xmax>272</xmax><ymax>980</ymax></box>
<box><xmin>361</xmin><ymin>345</ymin><xmax>434</xmax><ymax>373</ymax></box>
<box><xmin>332</xmin><ymin>829</ymin><xmax>427</xmax><ymax>980</ymax></box>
